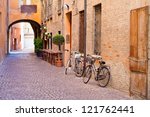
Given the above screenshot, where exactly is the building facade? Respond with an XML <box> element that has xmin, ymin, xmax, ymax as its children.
<box><xmin>41</xmin><ymin>0</ymin><xmax>150</xmax><ymax>99</ymax></box>
<box><xmin>9</xmin><ymin>22</ymin><xmax>35</xmax><ymax>52</ymax></box>
<box><xmin>0</xmin><ymin>0</ymin><xmax>8</xmax><ymax>63</ymax></box>
<box><xmin>10</xmin><ymin>23</ymin><xmax>21</xmax><ymax>51</ymax></box>
<box><xmin>41</xmin><ymin>0</ymin><xmax>63</xmax><ymax>50</ymax></box>
<box><xmin>21</xmin><ymin>22</ymin><xmax>34</xmax><ymax>51</ymax></box>
<box><xmin>8</xmin><ymin>0</ymin><xmax>42</xmax><ymax>53</ymax></box>
<box><xmin>9</xmin><ymin>0</ymin><xmax>41</xmax><ymax>25</ymax></box>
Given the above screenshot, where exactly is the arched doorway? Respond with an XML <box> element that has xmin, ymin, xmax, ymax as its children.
<box><xmin>7</xmin><ymin>19</ymin><xmax>41</xmax><ymax>53</ymax></box>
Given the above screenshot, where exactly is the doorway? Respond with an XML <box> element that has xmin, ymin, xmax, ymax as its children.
<box><xmin>66</xmin><ymin>12</ymin><xmax>72</xmax><ymax>51</ymax></box>
<box><xmin>64</xmin><ymin>12</ymin><xmax>72</xmax><ymax>65</ymax></box>
<box><xmin>79</xmin><ymin>11</ymin><xmax>84</xmax><ymax>53</ymax></box>
<box><xmin>13</xmin><ymin>38</ymin><xmax>17</xmax><ymax>50</ymax></box>
<box><xmin>130</xmin><ymin>6</ymin><xmax>149</xmax><ymax>99</ymax></box>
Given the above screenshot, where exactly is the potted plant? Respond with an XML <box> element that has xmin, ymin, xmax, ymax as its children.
<box><xmin>34</xmin><ymin>37</ymin><xmax>43</xmax><ymax>57</ymax></box>
<box><xmin>52</xmin><ymin>34</ymin><xmax>64</xmax><ymax>67</ymax></box>
<box><xmin>52</xmin><ymin>34</ymin><xmax>64</xmax><ymax>51</ymax></box>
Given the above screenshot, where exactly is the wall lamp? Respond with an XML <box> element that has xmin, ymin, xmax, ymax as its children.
<box><xmin>64</xmin><ymin>4</ymin><xmax>69</xmax><ymax>10</ymax></box>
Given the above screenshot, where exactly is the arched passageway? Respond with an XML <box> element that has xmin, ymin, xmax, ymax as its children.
<box><xmin>7</xmin><ymin>19</ymin><xmax>41</xmax><ymax>53</ymax></box>
<box><xmin>8</xmin><ymin>19</ymin><xmax>41</xmax><ymax>38</ymax></box>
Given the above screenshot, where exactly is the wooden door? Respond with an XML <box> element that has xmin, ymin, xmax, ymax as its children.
<box><xmin>66</xmin><ymin>12</ymin><xmax>72</xmax><ymax>53</ymax></box>
<box><xmin>94</xmin><ymin>4</ymin><xmax>101</xmax><ymax>54</ymax></box>
<box><xmin>14</xmin><ymin>38</ymin><xmax>17</xmax><ymax>50</ymax></box>
<box><xmin>130</xmin><ymin>6</ymin><xmax>149</xmax><ymax>99</ymax></box>
<box><xmin>79</xmin><ymin>11</ymin><xmax>84</xmax><ymax>53</ymax></box>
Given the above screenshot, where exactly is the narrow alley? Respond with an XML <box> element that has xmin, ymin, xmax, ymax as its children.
<box><xmin>0</xmin><ymin>53</ymin><xmax>131</xmax><ymax>100</ymax></box>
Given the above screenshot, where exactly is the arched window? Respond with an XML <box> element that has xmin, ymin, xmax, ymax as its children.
<box><xmin>18</xmin><ymin>0</ymin><xmax>23</xmax><ymax>7</ymax></box>
<box><xmin>26</xmin><ymin>0</ymin><xmax>31</xmax><ymax>5</ymax></box>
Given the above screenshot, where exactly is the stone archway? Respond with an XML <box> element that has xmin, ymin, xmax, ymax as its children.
<box><xmin>7</xmin><ymin>19</ymin><xmax>41</xmax><ymax>53</ymax></box>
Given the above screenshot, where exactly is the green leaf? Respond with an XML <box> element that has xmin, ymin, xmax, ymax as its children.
<box><xmin>52</xmin><ymin>34</ymin><xmax>64</xmax><ymax>46</ymax></box>
<box><xmin>34</xmin><ymin>37</ymin><xmax>43</xmax><ymax>53</ymax></box>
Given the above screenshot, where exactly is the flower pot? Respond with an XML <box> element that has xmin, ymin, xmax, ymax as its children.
<box><xmin>55</xmin><ymin>58</ymin><xmax>63</xmax><ymax>67</ymax></box>
<box><xmin>36</xmin><ymin>51</ymin><xmax>42</xmax><ymax>57</ymax></box>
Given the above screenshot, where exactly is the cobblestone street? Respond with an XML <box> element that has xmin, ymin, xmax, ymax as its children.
<box><xmin>0</xmin><ymin>53</ymin><xmax>132</xmax><ymax>100</ymax></box>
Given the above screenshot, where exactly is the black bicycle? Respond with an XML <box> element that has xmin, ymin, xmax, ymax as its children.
<box><xmin>83</xmin><ymin>54</ymin><xmax>110</xmax><ymax>87</ymax></box>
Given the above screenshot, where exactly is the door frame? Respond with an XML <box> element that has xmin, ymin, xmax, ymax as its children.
<box><xmin>64</xmin><ymin>11</ymin><xmax>72</xmax><ymax>66</ymax></box>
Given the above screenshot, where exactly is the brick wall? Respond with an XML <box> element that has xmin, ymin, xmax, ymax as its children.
<box><xmin>0</xmin><ymin>0</ymin><xmax>7</xmax><ymax>63</ymax></box>
<box><xmin>9</xmin><ymin>0</ymin><xmax>41</xmax><ymax>25</ymax></box>
<box><xmin>43</xmin><ymin>0</ymin><xmax>63</xmax><ymax>51</ymax></box>
<box><xmin>43</xmin><ymin>0</ymin><xmax>150</xmax><ymax>97</ymax></box>
<box><xmin>77</xmin><ymin>0</ymin><xmax>150</xmax><ymax>94</ymax></box>
<box><xmin>100</xmin><ymin>0</ymin><xmax>131</xmax><ymax>92</ymax></box>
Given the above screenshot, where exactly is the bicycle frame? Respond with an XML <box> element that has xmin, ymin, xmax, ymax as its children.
<box><xmin>90</xmin><ymin>63</ymin><xmax>100</xmax><ymax>80</ymax></box>
<box><xmin>65</xmin><ymin>51</ymin><xmax>83</xmax><ymax>72</ymax></box>
<box><xmin>83</xmin><ymin>54</ymin><xmax>110</xmax><ymax>87</ymax></box>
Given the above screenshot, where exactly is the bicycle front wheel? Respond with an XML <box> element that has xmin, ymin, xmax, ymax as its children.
<box><xmin>83</xmin><ymin>65</ymin><xmax>92</xmax><ymax>84</ymax></box>
<box><xmin>97</xmin><ymin>66</ymin><xmax>110</xmax><ymax>87</ymax></box>
<box><xmin>65</xmin><ymin>59</ymin><xmax>71</xmax><ymax>75</ymax></box>
<box><xmin>75</xmin><ymin>59</ymin><xmax>84</xmax><ymax>77</ymax></box>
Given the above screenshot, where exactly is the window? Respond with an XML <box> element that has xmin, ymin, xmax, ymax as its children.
<box><xmin>48</xmin><ymin>0</ymin><xmax>53</xmax><ymax>19</ymax></box>
<box><xmin>41</xmin><ymin>0</ymin><xmax>45</xmax><ymax>20</ymax></box>
<box><xmin>43</xmin><ymin>0</ymin><xmax>48</xmax><ymax>20</ymax></box>
<box><xmin>58</xmin><ymin>0</ymin><xmax>61</xmax><ymax>15</ymax></box>
<box><xmin>18</xmin><ymin>0</ymin><xmax>23</xmax><ymax>7</ymax></box>
<box><xmin>58</xmin><ymin>31</ymin><xmax>61</xmax><ymax>34</ymax></box>
<box><xmin>44</xmin><ymin>0</ymin><xmax>48</xmax><ymax>19</ymax></box>
<box><xmin>26</xmin><ymin>0</ymin><xmax>31</xmax><ymax>5</ymax></box>
<box><xmin>94</xmin><ymin>4</ymin><xmax>101</xmax><ymax>54</ymax></box>
<box><xmin>19</xmin><ymin>0</ymin><xmax>31</xmax><ymax>5</ymax></box>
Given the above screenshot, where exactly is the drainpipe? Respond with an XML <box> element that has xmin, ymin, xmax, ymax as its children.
<box><xmin>62</xmin><ymin>0</ymin><xmax>64</xmax><ymax>35</ymax></box>
<box><xmin>83</xmin><ymin>0</ymin><xmax>87</xmax><ymax>70</ymax></box>
<box><xmin>6</xmin><ymin>0</ymin><xmax>9</xmax><ymax>54</ymax></box>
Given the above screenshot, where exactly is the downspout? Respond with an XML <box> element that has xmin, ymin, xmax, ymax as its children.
<box><xmin>62</xmin><ymin>0</ymin><xmax>64</xmax><ymax>35</ymax></box>
<box><xmin>62</xmin><ymin>0</ymin><xmax>64</xmax><ymax>64</ymax></box>
<box><xmin>83</xmin><ymin>0</ymin><xmax>87</xmax><ymax>70</ymax></box>
<box><xmin>6</xmin><ymin>0</ymin><xmax>9</xmax><ymax>54</ymax></box>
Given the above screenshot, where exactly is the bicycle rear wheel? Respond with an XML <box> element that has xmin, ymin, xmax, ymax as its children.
<box><xmin>97</xmin><ymin>66</ymin><xmax>110</xmax><ymax>87</ymax></box>
<box><xmin>75</xmin><ymin>59</ymin><xmax>84</xmax><ymax>77</ymax></box>
<box><xmin>65</xmin><ymin>59</ymin><xmax>71</xmax><ymax>75</ymax></box>
<box><xmin>83</xmin><ymin>65</ymin><xmax>92</xmax><ymax>84</ymax></box>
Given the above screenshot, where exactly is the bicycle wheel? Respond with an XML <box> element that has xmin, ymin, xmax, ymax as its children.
<box><xmin>97</xmin><ymin>66</ymin><xmax>110</xmax><ymax>87</ymax></box>
<box><xmin>75</xmin><ymin>59</ymin><xmax>84</xmax><ymax>77</ymax></box>
<box><xmin>83</xmin><ymin>65</ymin><xmax>92</xmax><ymax>84</ymax></box>
<box><xmin>65</xmin><ymin>59</ymin><xmax>71</xmax><ymax>75</ymax></box>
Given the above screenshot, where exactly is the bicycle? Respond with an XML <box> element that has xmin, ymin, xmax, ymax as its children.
<box><xmin>82</xmin><ymin>54</ymin><xmax>110</xmax><ymax>87</ymax></box>
<box><xmin>74</xmin><ymin>54</ymin><xmax>84</xmax><ymax>77</ymax></box>
<box><xmin>65</xmin><ymin>50</ymin><xmax>84</xmax><ymax>77</ymax></box>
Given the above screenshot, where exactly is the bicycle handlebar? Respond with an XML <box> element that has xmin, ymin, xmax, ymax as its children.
<box><xmin>64</xmin><ymin>50</ymin><xmax>102</xmax><ymax>60</ymax></box>
<box><xmin>64</xmin><ymin>49</ymin><xmax>80</xmax><ymax>54</ymax></box>
<box><xmin>87</xmin><ymin>54</ymin><xmax>102</xmax><ymax>60</ymax></box>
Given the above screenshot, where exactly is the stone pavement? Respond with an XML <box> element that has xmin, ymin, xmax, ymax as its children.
<box><xmin>0</xmin><ymin>53</ymin><xmax>132</xmax><ymax>100</ymax></box>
